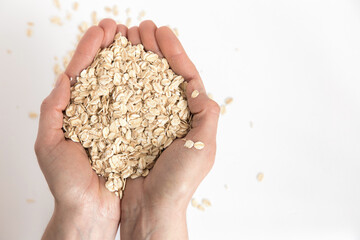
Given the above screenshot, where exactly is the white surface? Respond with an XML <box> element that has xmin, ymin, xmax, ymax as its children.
<box><xmin>1</xmin><ymin>0</ymin><xmax>360</xmax><ymax>239</ymax></box>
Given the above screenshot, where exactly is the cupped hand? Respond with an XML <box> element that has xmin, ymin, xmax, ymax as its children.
<box><xmin>35</xmin><ymin>19</ymin><xmax>123</xmax><ymax>240</ymax></box>
<box><xmin>35</xmin><ymin>18</ymin><xmax>220</xmax><ymax>240</ymax></box>
<box><xmin>120</xmin><ymin>21</ymin><xmax>220</xmax><ymax>240</ymax></box>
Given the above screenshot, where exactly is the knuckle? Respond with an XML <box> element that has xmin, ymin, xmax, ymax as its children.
<box><xmin>207</xmin><ymin>100</ymin><xmax>221</xmax><ymax>115</ymax></box>
<box><xmin>206</xmin><ymin>143</ymin><xmax>217</xmax><ymax>167</ymax></box>
<box><xmin>34</xmin><ymin>135</ymin><xmax>58</xmax><ymax>159</ymax></box>
<box><xmin>34</xmin><ymin>140</ymin><xmax>39</xmax><ymax>154</ymax></box>
<box><xmin>40</xmin><ymin>97</ymin><xmax>50</xmax><ymax>113</ymax></box>
<box><xmin>34</xmin><ymin>138</ymin><xmax>43</xmax><ymax>156</ymax></box>
<box><xmin>204</xmin><ymin>153</ymin><xmax>216</xmax><ymax>171</ymax></box>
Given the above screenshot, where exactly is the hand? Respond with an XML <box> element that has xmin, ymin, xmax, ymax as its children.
<box><xmin>119</xmin><ymin>21</ymin><xmax>220</xmax><ymax>240</ymax></box>
<box><xmin>35</xmin><ymin>17</ymin><xmax>220</xmax><ymax>240</ymax></box>
<box><xmin>35</xmin><ymin>19</ymin><xmax>123</xmax><ymax>240</ymax></box>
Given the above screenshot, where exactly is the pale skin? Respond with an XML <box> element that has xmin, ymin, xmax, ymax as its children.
<box><xmin>35</xmin><ymin>18</ymin><xmax>220</xmax><ymax>240</ymax></box>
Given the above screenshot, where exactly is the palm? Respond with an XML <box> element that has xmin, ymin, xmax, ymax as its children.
<box><xmin>123</xmin><ymin>116</ymin><xmax>217</xmax><ymax>210</ymax></box>
<box><xmin>36</xmin><ymin>122</ymin><xmax>120</xmax><ymax>225</ymax></box>
<box><xmin>44</xmin><ymin>140</ymin><xmax>120</xmax><ymax>217</ymax></box>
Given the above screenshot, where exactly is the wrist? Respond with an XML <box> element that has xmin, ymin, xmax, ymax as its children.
<box><xmin>121</xmin><ymin>202</ymin><xmax>188</xmax><ymax>240</ymax></box>
<box><xmin>42</xmin><ymin>201</ymin><xmax>119</xmax><ymax>240</ymax></box>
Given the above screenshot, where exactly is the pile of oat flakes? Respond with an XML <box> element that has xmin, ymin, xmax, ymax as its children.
<box><xmin>63</xmin><ymin>32</ymin><xmax>192</xmax><ymax>197</ymax></box>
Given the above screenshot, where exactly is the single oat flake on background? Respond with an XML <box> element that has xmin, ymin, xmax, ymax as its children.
<box><xmin>63</xmin><ymin>32</ymin><xmax>193</xmax><ymax>198</ymax></box>
<box><xmin>28</xmin><ymin>112</ymin><xmax>38</xmax><ymax>119</ymax></box>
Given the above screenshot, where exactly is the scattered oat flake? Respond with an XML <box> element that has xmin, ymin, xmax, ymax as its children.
<box><xmin>27</xmin><ymin>22</ymin><xmax>34</xmax><ymax>26</ymax></box>
<box><xmin>66</xmin><ymin>12</ymin><xmax>72</xmax><ymax>21</ymax></box>
<box><xmin>184</xmin><ymin>140</ymin><xmax>194</xmax><ymax>148</ymax></box>
<box><xmin>26</xmin><ymin>28</ymin><xmax>33</xmax><ymax>37</ymax></box>
<box><xmin>26</xmin><ymin>198</ymin><xmax>35</xmax><ymax>203</ymax></box>
<box><xmin>224</xmin><ymin>184</ymin><xmax>229</xmax><ymax>190</ymax></box>
<box><xmin>197</xmin><ymin>205</ymin><xmax>205</xmax><ymax>211</ymax></box>
<box><xmin>207</xmin><ymin>93</ymin><xmax>213</xmax><ymax>100</ymax></box>
<box><xmin>249</xmin><ymin>121</ymin><xmax>253</xmax><ymax>128</ymax></box>
<box><xmin>125</xmin><ymin>8</ymin><xmax>131</xmax><ymax>15</ymax></box>
<box><xmin>194</xmin><ymin>141</ymin><xmax>205</xmax><ymax>150</ymax></box>
<box><xmin>105</xmin><ymin>6</ymin><xmax>112</xmax><ymax>12</ymax></box>
<box><xmin>225</xmin><ymin>97</ymin><xmax>233</xmax><ymax>105</ymax></box>
<box><xmin>73</xmin><ymin>2</ymin><xmax>79</xmax><ymax>11</ymax></box>
<box><xmin>191</xmin><ymin>198</ymin><xmax>199</xmax><ymax>207</ymax></box>
<box><xmin>257</xmin><ymin>172</ymin><xmax>264</xmax><ymax>182</ymax></box>
<box><xmin>202</xmin><ymin>198</ymin><xmax>212</xmax><ymax>207</ymax></box>
<box><xmin>63</xmin><ymin>50</ymin><xmax>74</xmax><ymax>68</ymax></box>
<box><xmin>220</xmin><ymin>105</ymin><xmax>226</xmax><ymax>115</ymax></box>
<box><xmin>113</xmin><ymin>5</ymin><xmax>119</xmax><ymax>16</ymax></box>
<box><xmin>91</xmin><ymin>11</ymin><xmax>98</xmax><ymax>25</ymax></box>
<box><xmin>50</xmin><ymin>16</ymin><xmax>63</xmax><ymax>26</ymax></box>
<box><xmin>125</xmin><ymin>17</ymin><xmax>132</xmax><ymax>27</ymax></box>
<box><xmin>53</xmin><ymin>63</ymin><xmax>61</xmax><ymax>76</ymax></box>
<box><xmin>78</xmin><ymin>21</ymin><xmax>89</xmax><ymax>33</ymax></box>
<box><xmin>7</xmin><ymin>49</ymin><xmax>12</xmax><ymax>54</ymax></box>
<box><xmin>137</xmin><ymin>10</ymin><xmax>146</xmax><ymax>21</ymax></box>
<box><xmin>29</xmin><ymin>112</ymin><xmax>38</xmax><ymax>119</ymax></box>
<box><xmin>53</xmin><ymin>0</ymin><xmax>60</xmax><ymax>9</ymax></box>
<box><xmin>191</xmin><ymin>90</ymin><xmax>199</xmax><ymax>98</ymax></box>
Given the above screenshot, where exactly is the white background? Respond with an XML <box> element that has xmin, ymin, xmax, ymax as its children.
<box><xmin>1</xmin><ymin>0</ymin><xmax>360</xmax><ymax>239</ymax></box>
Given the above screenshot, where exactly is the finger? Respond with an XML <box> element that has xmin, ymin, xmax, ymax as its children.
<box><xmin>116</xmin><ymin>24</ymin><xmax>128</xmax><ymax>37</ymax></box>
<box><xmin>35</xmin><ymin>74</ymin><xmax>70</xmax><ymax>153</ymax></box>
<box><xmin>156</xmin><ymin>26</ymin><xmax>200</xmax><ymax>81</ymax></box>
<box><xmin>98</xmin><ymin>18</ymin><xmax>117</xmax><ymax>47</ymax></box>
<box><xmin>155</xmin><ymin>26</ymin><xmax>208</xmax><ymax>113</ymax></box>
<box><xmin>139</xmin><ymin>20</ymin><xmax>163</xmax><ymax>57</ymax></box>
<box><xmin>185</xmin><ymin>78</ymin><xmax>220</xmax><ymax>145</ymax></box>
<box><xmin>155</xmin><ymin>27</ymin><xmax>220</xmax><ymax>144</ymax></box>
<box><xmin>65</xmin><ymin>26</ymin><xmax>104</xmax><ymax>79</ymax></box>
<box><xmin>128</xmin><ymin>26</ymin><xmax>141</xmax><ymax>45</ymax></box>
<box><xmin>185</xmin><ymin>99</ymin><xmax>220</xmax><ymax>147</ymax></box>
<box><xmin>155</xmin><ymin>26</ymin><xmax>207</xmax><ymax>116</ymax></box>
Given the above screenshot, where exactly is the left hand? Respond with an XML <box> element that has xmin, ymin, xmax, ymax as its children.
<box><xmin>35</xmin><ymin>19</ymin><xmax>122</xmax><ymax>240</ymax></box>
<box><xmin>119</xmin><ymin>21</ymin><xmax>220</xmax><ymax>240</ymax></box>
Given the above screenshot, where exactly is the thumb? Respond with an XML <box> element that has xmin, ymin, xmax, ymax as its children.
<box><xmin>185</xmin><ymin>78</ymin><xmax>221</xmax><ymax>150</ymax></box>
<box><xmin>35</xmin><ymin>73</ymin><xmax>70</xmax><ymax>156</ymax></box>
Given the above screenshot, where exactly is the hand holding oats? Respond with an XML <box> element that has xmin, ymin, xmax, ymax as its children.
<box><xmin>119</xmin><ymin>21</ymin><xmax>220</xmax><ymax>240</ymax></box>
<box><xmin>35</xmin><ymin>18</ymin><xmax>220</xmax><ymax>240</ymax></box>
<box><xmin>35</xmin><ymin>19</ymin><xmax>122</xmax><ymax>240</ymax></box>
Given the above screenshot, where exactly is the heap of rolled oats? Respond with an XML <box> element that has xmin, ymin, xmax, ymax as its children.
<box><xmin>63</xmin><ymin>32</ymin><xmax>191</xmax><ymax>198</ymax></box>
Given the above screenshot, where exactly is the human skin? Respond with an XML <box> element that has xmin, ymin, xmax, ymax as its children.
<box><xmin>35</xmin><ymin>18</ymin><xmax>220</xmax><ymax>240</ymax></box>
